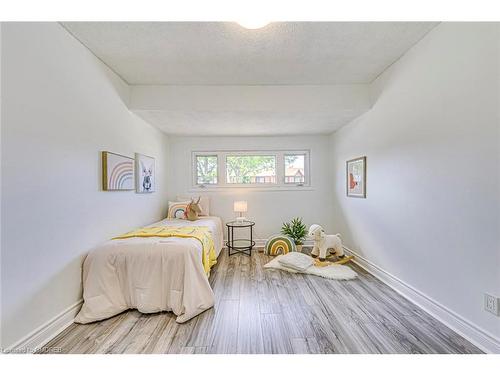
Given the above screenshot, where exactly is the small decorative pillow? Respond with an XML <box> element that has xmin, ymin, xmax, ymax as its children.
<box><xmin>264</xmin><ymin>235</ymin><xmax>296</xmax><ymax>255</ymax></box>
<box><xmin>277</xmin><ymin>252</ymin><xmax>314</xmax><ymax>272</ymax></box>
<box><xmin>177</xmin><ymin>195</ymin><xmax>210</xmax><ymax>216</ymax></box>
<box><xmin>167</xmin><ymin>201</ymin><xmax>190</xmax><ymax>219</ymax></box>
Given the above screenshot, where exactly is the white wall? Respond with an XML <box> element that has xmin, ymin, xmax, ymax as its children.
<box><xmin>1</xmin><ymin>23</ymin><xmax>170</xmax><ymax>348</ymax></box>
<box><xmin>168</xmin><ymin>135</ymin><xmax>333</xmax><ymax>240</ymax></box>
<box><xmin>329</xmin><ymin>23</ymin><xmax>500</xmax><ymax>345</ymax></box>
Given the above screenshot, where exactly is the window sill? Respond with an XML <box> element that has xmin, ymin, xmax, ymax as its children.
<box><xmin>189</xmin><ymin>186</ymin><xmax>315</xmax><ymax>193</ymax></box>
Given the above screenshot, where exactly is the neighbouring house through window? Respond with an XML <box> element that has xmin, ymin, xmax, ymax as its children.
<box><xmin>193</xmin><ymin>150</ymin><xmax>309</xmax><ymax>189</ymax></box>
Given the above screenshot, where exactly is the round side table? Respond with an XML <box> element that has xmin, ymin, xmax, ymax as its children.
<box><xmin>226</xmin><ymin>220</ymin><xmax>255</xmax><ymax>256</ymax></box>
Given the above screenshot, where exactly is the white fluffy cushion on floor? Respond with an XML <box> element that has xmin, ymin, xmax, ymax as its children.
<box><xmin>277</xmin><ymin>252</ymin><xmax>314</xmax><ymax>272</ymax></box>
<box><xmin>264</xmin><ymin>254</ymin><xmax>357</xmax><ymax>280</ymax></box>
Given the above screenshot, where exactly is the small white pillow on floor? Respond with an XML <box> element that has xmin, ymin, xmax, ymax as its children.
<box><xmin>265</xmin><ymin>255</ymin><xmax>357</xmax><ymax>280</ymax></box>
<box><xmin>278</xmin><ymin>252</ymin><xmax>314</xmax><ymax>272</ymax></box>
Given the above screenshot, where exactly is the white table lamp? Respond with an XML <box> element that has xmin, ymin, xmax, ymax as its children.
<box><xmin>234</xmin><ymin>201</ymin><xmax>248</xmax><ymax>222</ymax></box>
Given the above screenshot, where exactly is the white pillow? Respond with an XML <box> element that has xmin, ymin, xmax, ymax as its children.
<box><xmin>277</xmin><ymin>252</ymin><xmax>314</xmax><ymax>272</ymax></box>
<box><xmin>177</xmin><ymin>195</ymin><xmax>210</xmax><ymax>216</ymax></box>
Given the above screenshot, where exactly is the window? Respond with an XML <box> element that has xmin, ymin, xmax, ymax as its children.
<box><xmin>192</xmin><ymin>150</ymin><xmax>309</xmax><ymax>189</ymax></box>
<box><xmin>284</xmin><ymin>154</ymin><xmax>305</xmax><ymax>184</ymax></box>
<box><xmin>195</xmin><ymin>155</ymin><xmax>218</xmax><ymax>185</ymax></box>
<box><xmin>226</xmin><ymin>155</ymin><xmax>276</xmax><ymax>184</ymax></box>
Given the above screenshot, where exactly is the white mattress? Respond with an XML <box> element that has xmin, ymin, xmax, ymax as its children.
<box><xmin>74</xmin><ymin>216</ymin><xmax>224</xmax><ymax>324</ymax></box>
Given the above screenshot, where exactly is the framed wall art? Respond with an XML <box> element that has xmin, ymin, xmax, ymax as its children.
<box><xmin>135</xmin><ymin>153</ymin><xmax>156</xmax><ymax>193</ymax></box>
<box><xmin>102</xmin><ymin>151</ymin><xmax>134</xmax><ymax>191</ymax></box>
<box><xmin>346</xmin><ymin>156</ymin><xmax>366</xmax><ymax>198</ymax></box>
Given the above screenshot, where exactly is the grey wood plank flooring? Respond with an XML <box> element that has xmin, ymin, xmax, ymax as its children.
<box><xmin>40</xmin><ymin>249</ymin><xmax>482</xmax><ymax>354</ymax></box>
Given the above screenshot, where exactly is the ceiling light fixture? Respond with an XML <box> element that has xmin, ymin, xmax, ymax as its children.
<box><xmin>237</xmin><ymin>20</ymin><xmax>270</xmax><ymax>29</ymax></box>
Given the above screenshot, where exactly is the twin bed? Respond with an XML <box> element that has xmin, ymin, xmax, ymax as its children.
<box><xmin>75</xmin><ymin>216</ymin><xmax>224</xmax><ymax>324</ymax></box>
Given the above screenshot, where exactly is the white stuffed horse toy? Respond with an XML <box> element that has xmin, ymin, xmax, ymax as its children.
<box><xmin>308</xmin><ymin>224</ymin><xmax>345</xmax><ymax>261</ymax></box>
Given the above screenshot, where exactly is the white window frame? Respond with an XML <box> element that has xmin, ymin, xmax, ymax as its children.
<box><xmin>194</xmin><ymin>154</ymin><xmax>219</xmax><ymax>185</ymax></box>
<box><xmin>192</xmin><ymin>150</ymin><xmax>311</xmax><ymax>190</ymax></box>
<box><xmin>284</xmin><ymin>152</ymin><xmax>308</xmax><ymax>185</ymax></box>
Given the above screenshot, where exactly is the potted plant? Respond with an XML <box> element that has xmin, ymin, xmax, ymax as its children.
<box><xmin>281</xmin><ymin>217</ymin><xmax>307</xmax><ymax>252</ymax></box>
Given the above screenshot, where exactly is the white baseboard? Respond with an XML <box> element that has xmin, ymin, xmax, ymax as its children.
<box><xmin>5</xmin><ymin>299</ymin><xmax>83</xmax><ymax>354</ymax></box>
<box><xmin>343</xmin><ymin>246</ymin><xmax>500</xmax><ymax>354</ymax></box>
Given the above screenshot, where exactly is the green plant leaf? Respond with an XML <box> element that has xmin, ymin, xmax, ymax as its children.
<box><xmin>281</xmin><ymin>217</ymin><xmax>307</xmax><ymax>245</ymax></box>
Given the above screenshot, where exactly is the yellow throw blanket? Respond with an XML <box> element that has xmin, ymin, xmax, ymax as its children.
<box><xmin>112</xmin><ymin>226</ymin><xmax>217</xmax><ymax>275</ymax></box>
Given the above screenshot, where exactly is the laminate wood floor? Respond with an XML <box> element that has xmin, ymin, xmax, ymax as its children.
<box><xmin>42</xmin><ymin>250</ymin><xmax>482</xmax><ymax>354</ymax></box>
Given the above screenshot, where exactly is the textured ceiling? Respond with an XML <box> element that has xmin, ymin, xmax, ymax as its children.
<box><xmin>133</xmin><ymin>109</ymin><xmax>366</xmax><ymax>136</ymax></box>
<box><xmin>129</xmin><ymin>85</ymin><xmax>372</xmax><ymax>135</ymax></box>
<box><xmin>62</xmin><ymin>22</ymin><xmax>437</xmax><ymax>85</ymax></box>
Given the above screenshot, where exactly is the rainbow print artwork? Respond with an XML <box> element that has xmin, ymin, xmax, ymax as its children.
<box><xmin>102</xmin><ymin>151</ymin><xmax>134</xmax><ymax>191</ymax></box>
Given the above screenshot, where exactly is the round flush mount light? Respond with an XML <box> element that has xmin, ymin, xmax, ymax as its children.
<box><xmin>237</xmin><ymin>20</ymin><xmax>270</xmax><ymax>29</ymax></box>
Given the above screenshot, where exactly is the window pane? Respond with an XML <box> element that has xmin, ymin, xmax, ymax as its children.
<box><xmin>284</xmin><ymin>154</ymin><xmax>305</xmax><ymax>184</ymax></box>
<box><xmin>226</xmin><ymin>155</ymin><xmax>276</xmax><ymax>184</ymax></box>
<box><xmin>196</xmin><ymin>155</ymin><xmax>218</xmax><ymax>184</ymax></box>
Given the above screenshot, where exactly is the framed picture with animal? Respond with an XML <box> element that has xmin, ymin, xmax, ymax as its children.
<box><xmin>346</xmin><ymin>156</ymin><xmax>366</xmax><ymax>198</ymax></box>
<box><xmin>135</xmin><ymin>153</ymin><xmax>155</xmax><ymax>193</ymax></box>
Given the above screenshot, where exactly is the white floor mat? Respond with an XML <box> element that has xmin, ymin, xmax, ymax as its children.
<box><xmin>264</xmin><ymin>254</ymin><xmax>357</xmax><ymax>280</ymax></box>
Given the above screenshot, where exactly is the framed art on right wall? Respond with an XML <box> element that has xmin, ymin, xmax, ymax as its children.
<box><xmin>346</xmin><ymin>156</ymin><xmax>366</xmax><ymax>198</ymax></box>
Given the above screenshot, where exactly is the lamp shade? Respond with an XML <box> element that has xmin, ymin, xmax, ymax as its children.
<box><xmin>233</xmin><ymin>201</ymin><xmax>248</xmax><ymax>213</ymax></box>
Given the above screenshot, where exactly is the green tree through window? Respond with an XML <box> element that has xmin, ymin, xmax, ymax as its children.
<box><xmin>226</xmin><ymin>155</ymin><xmax>276</xmax><ymax>184</ymax></box>
<box><xmin>196</xmin><ymin>155</ymin><xmax>217</xmax><ymax>184</ymax></box>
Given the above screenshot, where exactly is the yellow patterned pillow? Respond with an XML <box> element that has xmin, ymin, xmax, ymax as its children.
<box><xmin>167</xmin><ymin>201</ymin><xmax>190</xmax><ymax>219</ymax></box>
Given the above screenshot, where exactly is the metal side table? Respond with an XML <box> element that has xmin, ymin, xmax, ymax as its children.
<box><xmin>226</xmin><ymin>220</ymin><xmax>255</xmax><ymax>256</ymax></box>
